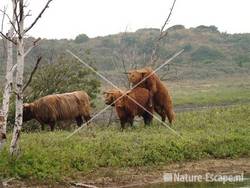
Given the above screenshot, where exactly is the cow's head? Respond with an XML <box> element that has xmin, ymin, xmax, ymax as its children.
<box><xmin>128</xmin><ymin>67</ymin><xmax>152</xmax><ymax>85</ymax></box>
<box><xmin>103</xmin><ymin>90</ymin><xmax>124</xmax><ymax>106</ymax></box>
<box><xmin>23</xmin><ymin>103</ymin><xmax>35</xmax><ymax>122</ymax></box>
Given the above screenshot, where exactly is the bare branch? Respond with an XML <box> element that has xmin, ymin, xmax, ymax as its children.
<box><xmin>24</xmin><ymin>37</ymin><xmax>41</xmax><ymax>57</ymax></box>
<box><xmin>0</xmin><ymin>31</ymin><xmax>17</xmax><ymax>44</ymax></box>
<box><xmin>19</xmin><ymin>0</ymin><xmax>24</xmax><ymax>23</ymax></box>
<box><xmin>159</xmin><ymin>0</ymin><xmax>177</xmax><ymax>35</ymax></box>
<box><xmin>22</xmin><ymin>56</ymin><xmax>42</xmax><ymax>92</ymax></box>
<box><xmin>23</xmin><ymin>10</ymin><xmax>31</xmax><ymax>20</ymax></box>
<box><xmin>150</xmin><ymin>0</ymin><xmax>177</xmax><ymax>66</ymax></box>
<box><xmin>24</xmin><ymin>0</ymin><xmax>53</xmax><ymax>33</ymax></box>
<box><xmin>13</xmin><ymin>0</ymin><xmax>20</xmax><ymax>37</ymax></box>
<box><xmin>0</xmin><ymin>9</ymin><xmax>19</xmax><ymax>35</ymax></box>
<box><xmin>0</xmin><ymin>7</ymin><xmax>8</xmax><ymax>31</ymax></box>
<box><xmin>1</xmin><ymin>7</ymin><xmax>7</xmax><ymax>58</ymax></box>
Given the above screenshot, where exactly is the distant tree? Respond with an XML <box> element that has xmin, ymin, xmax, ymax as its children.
<box><xmin>195</xmin><ymin>25</ymin><xmax>219</xmax><ymax>33</ymax></box>
<box><xmin>74</xmin><ymin>34</ymin><xmax>89</xmax><ymax>43</ymax></box>
<box><xmin>168</xmin><ymin>25</ymin><xmax>185</xmax><ymax>31</ymax></box>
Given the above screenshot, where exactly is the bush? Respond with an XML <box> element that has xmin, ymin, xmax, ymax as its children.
<box><xmin>74</xmin><ymin>34</ymin><xmax>89</xmax><ymax>43</ymax></box>
<box><xmin>24</xmin><ymin>56</ymin><xmax>100</xmax><ymax>103</ymax></box>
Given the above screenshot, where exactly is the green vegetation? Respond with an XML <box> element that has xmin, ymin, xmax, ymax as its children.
<box><xmin>25</xmin><ymin>56</ymin><xmax>100</xmax><ymax>102</ymax></box>
<box><xmin>1</xmin><ymin>25</ymin><xmax>250</xmax><ymax>79</ymax></box>
<box><xmin>191</xmin><ymin>46</ymin><xmax>223</xmax><ymax>62</ymax></box>
<box><xmin>172</xmin><ymin>80</ymin><xmax>250</xmax><ymax>106</ymax></box>
<box><xmin>0</xmin><ymin>104</ymin><xmax>249</xmax><ymax>181</ymax></box>
<box><xmin>74</xmin><ymin>33</ymin><xmax>89</xmax><ymax>43</ymax></box>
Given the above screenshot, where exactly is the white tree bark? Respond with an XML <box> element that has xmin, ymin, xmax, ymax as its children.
<box><xmin>0</xmin><ymin>0</ymin><xmax>51</xmax><ymax>154</ymax></box>
<box><xmin>0</xmin><ymin>1</ymin><xmax>15</xmax><ymax>151</ymax></box>
<box><xmin>10</xmin><ymin>0</ymin><xmax>24</xmax><ymax>155</ymax></box>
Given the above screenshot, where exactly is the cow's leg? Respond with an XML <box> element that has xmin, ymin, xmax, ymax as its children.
<box><xmin>120</xmin><ymin>120</ymin><xmax>126</xmax><ymax>130</ymax></box>
<box><xmin>161</xmin><ymin>115</ymin><xmax>166</xmax><ymax>122</ymax></box>
<box><xmin>154</xmin><ymin>106</ymin><xmax>166</xmax><ymax>122</ymax></box>
<box><xmin>143</xmin><ymin>113</ymin><xmax>152</xmax><ymax>126</ymax></box>
<box><xmin>148</xmin><ymin>93</ymin><xmax>154</xmax><ymax>107</ymax></box>
<box><xmin>49</xmin><ymin>122</ymin><xmax>55</xmax><ymax>131</ymax></box>
<box><xmin>75</xmin><ymin>116</ymin><xmax>84</xmax><ymax>127</ymax></box>
<box><xmin>128</xmin><ymin>118</ymin><xmax>134</xmax><ymax>127</ymax></box>
<box><xmin>41</xmin><ymin>124</ymin><xmax>45</xmax><ymax>131</ymax></box>
<box><xmin>37</xmin><ymin>120</ymin><xmax>45</xmax><ymax>131</ymax></box>
<box><xmin>166</xmin><ymin>109</ymin><xmax>175</xmax><ymax>125</ymax></box>
<box><xmin>83</xmin><ymin>115</ymin><xmax>91</xmax><ymax>126</ymax></box>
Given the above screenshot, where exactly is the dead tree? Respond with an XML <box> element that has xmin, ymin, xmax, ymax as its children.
<box><xmin>0</xmin><ymin>0</ymin><xmax>53</xmax><ymax>155</ymax></box>
<box><xmin>150</xmin><ymin>0</ymin><xmax>177</xmax><ymax>67</ymax></box>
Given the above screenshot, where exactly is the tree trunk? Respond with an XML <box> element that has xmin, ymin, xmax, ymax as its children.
<box><xmin>10</xmin><ymin>0</ymin><xmax>24</xmax><ymax>155</ymax></box>
<box><xmin>0</xmin><ymin>5</ymin><xmax>15</xmax><ymax>151</ymax></box>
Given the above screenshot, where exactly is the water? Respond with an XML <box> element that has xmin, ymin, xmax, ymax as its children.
<box><xmin>134</xmin><ymin>176</ymin><xmax>250</xmax><ymax>188</ymax></box>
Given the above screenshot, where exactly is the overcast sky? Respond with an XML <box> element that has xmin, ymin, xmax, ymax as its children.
<box><xmin>1</xmin><ymin>0</ymin><xmax>250</xmax><ymax>39</ymax></box>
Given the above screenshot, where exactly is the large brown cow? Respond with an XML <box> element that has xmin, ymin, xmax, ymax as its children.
<box><xmin>23</xmin><ymin>91</ymin><xmax>91</xmax><ymax>131</ymax></box>
<box><xmin>128</xmin><ymin>67</ymin><xmax>175</xmax><ymax>124</ymax></box>
<box><xmin>103</xmin><ymin>87</ymin><xmax>153</xmax><ymax>129</ymax></box>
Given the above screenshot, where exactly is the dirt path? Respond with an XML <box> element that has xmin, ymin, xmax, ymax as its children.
<box><xmin>2</xmin><ymin>158</ymin><xmax>250</xmax><ymax>188</ymax></box>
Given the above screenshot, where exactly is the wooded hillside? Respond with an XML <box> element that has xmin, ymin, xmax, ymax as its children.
<box><xmin>1</xmin><ymin>25</ymin><xmax>250</xmax><ymax>85</ymax></box>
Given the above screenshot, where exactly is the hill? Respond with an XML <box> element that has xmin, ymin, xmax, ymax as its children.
<box><xmin>1</xmin><ymin>25</ymin><xmax>250</xmax><ymax>86</ymax></box>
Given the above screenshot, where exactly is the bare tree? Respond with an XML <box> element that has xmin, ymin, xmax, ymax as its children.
<box><xmin>150</xmin><ymin>0</ymin><xmax>177</xmax><ymax>67</ymax></box>
<box><xmin>113</xmin><ymin>0</ymin><xmax>178</xmax><ymax>78</ymax></box>
<box><xmin>112</xmin><ymin>28</ymin><xmax>140</xmax><ymax>88</ymax></box>
<box><xmin>0</xmin><ymin>0</ymin><xmax>53</xmax><ymax>155</ymax></box>
<box><xmin>0</xmin><ymin>1</ymin><xmax>16</xmax><ymax>151</ymax></box>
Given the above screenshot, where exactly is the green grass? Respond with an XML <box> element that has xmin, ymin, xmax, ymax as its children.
<box><xmin>170</xmin><ymin>76</ymin><xmax>250</xmax><ymax>106</ymax></box>
<box><xmin>0</xmin><ymin>104</ymin><xmax>249</xmax><ymax>182</ymax></box>
<box><xmin>173</xmin><ymin>86</ymin><xmax>250</xmax><ymax>106</ymax></box>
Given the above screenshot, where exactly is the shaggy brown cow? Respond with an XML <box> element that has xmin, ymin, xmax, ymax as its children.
<box><xmin>128</xmin><ymin>67</ymin><xmax>175</xmax><ymax>124</ymax></box>
<box><xmin>23</xmin><ymin>91</ymin><xmax>91</xmax><ymax>131</ymax></box>
<box><xmin>103</xmin><ymin>87</ymin><xmax>153</xmax><ymax>129</ymax></box>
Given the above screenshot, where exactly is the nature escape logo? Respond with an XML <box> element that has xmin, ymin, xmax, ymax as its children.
<box><xmin>163</xmin><ymin>172</ymin><xmax>244</xmax><ymax>184</ymax></box>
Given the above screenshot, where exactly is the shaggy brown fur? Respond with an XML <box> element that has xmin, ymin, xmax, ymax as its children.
<box><xmin>23</xmin><ymin>91</ymin><xmax>91</xmax><ymax>131</ymax></box>
<box><xmin>128</xmin><ymin>67</ymin><xmax>175</xmax><ymax>124</ymax></box>
<box><xmin>103</xmin><ymin>87</ymin><xmax>153</xmax><ymax>129</ymax></box>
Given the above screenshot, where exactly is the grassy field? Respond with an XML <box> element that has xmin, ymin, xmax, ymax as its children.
<box><xmin>0</xmin><ymin>75</ymin><xmax>249</xmax><ymax>185</ymax></box>
<box><xmin>0</xmin><ymin>104</ymin><xmax>249</xmax><ymax>182</ymax></box>
<box><xmin>170</xmin><ymin>75</ymin><xmax>250</xmax><ymax>107</ymax></box>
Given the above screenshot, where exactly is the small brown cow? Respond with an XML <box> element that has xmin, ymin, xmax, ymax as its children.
<box><xmin>128</xmin><ymin>67</ymin><xmax>175</xmax><ymax>124</ymax></box>
<box><xmin>23</xmin><ymin>91</ymin><xmax>91</xmax><ymax>131</ymax></box>
<box><xmin>103</xmin><ymin>87</ymin><xmax>153</xmax><ymax>129</ymax></box>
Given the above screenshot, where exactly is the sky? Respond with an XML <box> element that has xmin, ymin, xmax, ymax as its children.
<box><xmin>1</xmin><ymin>0</ymin><xmax>250</xmax><ymax>39</ymax></box>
